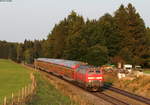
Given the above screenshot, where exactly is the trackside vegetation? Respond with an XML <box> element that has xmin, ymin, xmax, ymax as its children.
<box><xmin>104</xmin><ymin>73</ymin><xmax>150</xmax><ymax>98</ymax></box>
<box><xmin>144</xmin><ymin>69</ymin><xmax>150</xmax><ymax>74</ymax></box>
<box><xmin>0</xmin><ymin>59</ymin><xmax>31</xmax><ymax>104</ymax></box>
<box><xmin>26</xmin><ymin>73</ymin><xmax>75</xmax><ymax>105</ymax></box>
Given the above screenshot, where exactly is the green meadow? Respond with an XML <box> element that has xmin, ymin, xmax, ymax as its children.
<box><xmin>0</xmin><ymin>59</ymin><xmax>31</xmax><ymax>104</ymax></box>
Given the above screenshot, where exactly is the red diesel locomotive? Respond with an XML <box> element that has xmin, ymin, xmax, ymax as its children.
<box><xmin>35</xmin><ymin>58</ymin><xmax>104</xmax><ymax>91</ymax></box>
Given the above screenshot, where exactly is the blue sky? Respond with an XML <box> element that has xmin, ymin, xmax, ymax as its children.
<box><xmin>0</xmin><ymin>0</ymin><xmax>149</xmax><ymax>42</ymax></box>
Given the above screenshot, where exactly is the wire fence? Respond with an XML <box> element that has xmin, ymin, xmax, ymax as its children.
<box><xmin>2</xmin><ymin>73</ymin><xmax>36</xmax><ymax>105</ymax></box>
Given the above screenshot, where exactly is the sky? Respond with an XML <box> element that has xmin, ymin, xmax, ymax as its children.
<box><xmin>0</xmin><ymin>0</ymin><xmax>150</xmax><ymax>42</ymax></box>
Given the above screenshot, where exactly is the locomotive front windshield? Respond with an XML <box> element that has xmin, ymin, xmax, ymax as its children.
<box><xmin>88</xmin><ymin>70</ymin><xmax>101</xmax><ymax>75</ymax></box>
<box><xmin>76</xmin><ymin>65</ymin><xmax>89</xmax><ymax>73</ymax></box>
<box><xmin>77</xmin><ymin>65</ymin><xmax>101</xmax><ymax>74</ymax></box>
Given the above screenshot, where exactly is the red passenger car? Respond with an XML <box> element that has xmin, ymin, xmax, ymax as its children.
<box><xmin>35</xmin><ymin>58</ymin><xmax>104</xmax><ymax>91</ymax></box>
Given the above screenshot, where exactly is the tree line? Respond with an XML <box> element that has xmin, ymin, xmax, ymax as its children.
<box><xmin>0</xmin><ymin>4</ymin><xmax>149</xmax><ymax>67</ymax></box>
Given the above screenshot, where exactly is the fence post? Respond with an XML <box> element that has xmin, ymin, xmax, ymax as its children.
<box><xmin>31</xmin><ymin>83</ymin><xmax>33</xmax><ymax>94</ymax></box>
<box><xmin>1</xmin><ymin>73</ymin><xmax>36</xmax><ymax>105</ymax></box>
<box><xmin>25</xmin><ymin>86</ymin><xmax>26</xmax><ymax>98</ymax></box>
<box><xmin>11</xmin><ymin>93</ymin><xmax>14</xmax><ymax>105</ymax></box>
<box><xmin>26</xmin><ymin>85</ymin><xmax>29</xmax><ymax>96</ymax></box>
<box><xmin>3</xmin><ymin>96</ymin><xmax>7</xmax><ymax>105</ymax></box>
<box><xmin>18</xmin><ymin>90</ymin><xmax>20</xmax><ymax>103</ymax></box>
<box><xmin>22</xmin><ymin>87</ymin><xmax>24</xmax><ymax>100</ymax></box>
<box><xmin>28</xmin><ymin>84</ymin><xmax>31</xmax><ymax>95</ymax></box>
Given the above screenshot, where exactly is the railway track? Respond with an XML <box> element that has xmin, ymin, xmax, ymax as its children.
<box><xmin>26</xmin><ymin>64</ymin><xmax>150</xmax><ymax>105</ymax></box>
<box><xmin>43</xmin><ymin>70</ymin><xmax>130</xmax><ymax>105</ymax></box>
<box><xmin>103</xmin><ymin>84</ymin><xmax>150</xmax><ymax>105</ymax></box>
<box><xmin>93</xmin><ymin>92</ymin><xmax>130</xmax><ymax>105</ymax></box>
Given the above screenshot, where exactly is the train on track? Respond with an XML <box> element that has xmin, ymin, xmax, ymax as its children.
<box><xmin>35</xmin><ymin>58</ymin><xmax>104</xmax><ymax>91</ymax></box>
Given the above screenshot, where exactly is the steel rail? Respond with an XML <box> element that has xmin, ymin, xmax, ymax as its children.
<box><xmin>94</xmin><ymin>92</ymin><xmax>130</xmax><ymax>105</ymax></box>
<box><xmin>103</xmin><ymin>84</ymin><xmax>150</xmax><ymax>105</ymax></box>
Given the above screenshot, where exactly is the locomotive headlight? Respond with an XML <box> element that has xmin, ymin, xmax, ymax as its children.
<box><xmin>89</xmin><ymin>80</ymin><xmax>92</xmax><ymax>82</ymax></box>
<box><xmin>88</xmin><ymin>77</ymin><xmax>95</xmax><ymax>79</ymax></box>
<box><xmin>88</xmin><ymin>77</ymin><xmax>102</xmax><ymax>79</ymax></box>
<box><xmin>96</xmin><ymin>77</ymin><xmax>102</xmax><ymax>79</ymax></box>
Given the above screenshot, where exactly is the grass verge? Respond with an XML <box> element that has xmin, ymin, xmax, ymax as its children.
<box><xmin>0</xmin><ymin>59</ymin><xmax>31</xmax><ymax>104</ymax></box>
<box><xmin>25</xmin><ymin>72</ymin><xmax>74</xmax><ymax>105</ymax></box>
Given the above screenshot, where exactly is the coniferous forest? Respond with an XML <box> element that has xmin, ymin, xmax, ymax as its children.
<box><xmin>0</xmin><ymin>4</ymin><xmax>150</xmax><ymax>67</ymax></box>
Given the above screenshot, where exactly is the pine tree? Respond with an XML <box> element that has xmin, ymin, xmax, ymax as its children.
<box><xmin>114</xmin><ymin>4</ymin><xmax>148</xmax><ymax>65</ymax></box>
<box><xmin>17</xmin><ymin>44</ymin><xmax>23</xmax><ymax>63</ymax></box>
<box><xmin>63</xmin><ymin>11</ymin><xmax>85</xmax><ymax>60</ymax></box>
<box><xmin>47</xmin><ymin>19</ymin><xmax>69</xmax><ymax>58</ymax></box>
<box><xmin>98</xmin><ymin>13</ymin><xmax>123</xmax><ymax>59</ymax></box>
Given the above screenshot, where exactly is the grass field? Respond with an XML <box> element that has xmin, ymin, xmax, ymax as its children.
<box><xmin>26</xmin><ymin>73</ymin><xmax>75</xmax><ymax>105</ymax></box>
<box><xmin>0</xmin><ymin>59</ymin><xmax>31</xmax><ymax>104</ymax></box>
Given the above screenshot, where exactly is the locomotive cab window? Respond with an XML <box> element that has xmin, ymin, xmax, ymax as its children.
<box><xmin>88</xmin><ymin>70</ymin><xmax>101</xmax><ymax>74</ymax></box>
<box><xmin>96</xmin><ymin>70</ymin><xmax>101</xmax><ymax>74</ymax></box>
<box><xmin>88</xmin><ymin>70</ymin><xmax>95</xmax><ymax>75</ymax></box>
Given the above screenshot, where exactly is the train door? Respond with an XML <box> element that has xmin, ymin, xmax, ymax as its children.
<box><xmin>76</xmin><ymin>69</ymin><xmax>82</xmax><ymax>83</ymax></box>
<box><xmin>81</xmin><ymin>69</ymin><xmax>86</xmax><ymax>82</ymax></box>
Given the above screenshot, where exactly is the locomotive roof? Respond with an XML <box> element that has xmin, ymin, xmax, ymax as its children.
<box><xmin>36</xmin><ymin>58</ymin><xmax>83</xmax><ymax>68</ymax></box>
